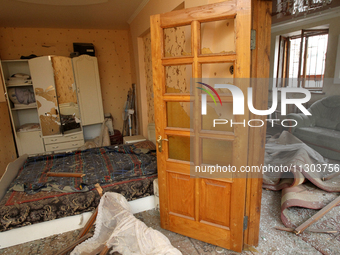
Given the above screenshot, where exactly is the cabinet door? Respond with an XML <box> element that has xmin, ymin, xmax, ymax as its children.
<box><xmin>72</xmin><ymin>55</ymin><xmax>104</xmax><ymax>126</ymax></box>
<box><xmin>16</xmin><ymin>131</ymin><xmax>44</xmax><ymax>156</ymax></box>
<box><xmin>29</xmin><ymin>56</ymin><xmax>61</xmax><ymax>136</ymax></box>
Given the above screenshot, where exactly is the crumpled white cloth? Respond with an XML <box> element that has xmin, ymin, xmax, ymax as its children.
<box><xmin>265</xmin><ymin>131</ymin><xmax>328</xmax><ymax>165</ymax></box>
<box><xmin>71</xmin><ymin>192</ymin><xmax>181</xmax><ymax>255</ymax></box>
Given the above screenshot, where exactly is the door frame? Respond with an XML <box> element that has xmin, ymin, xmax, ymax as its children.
<box><xmin>244</xmin><ymin>0</ymin><xmax>272</xmax><ymax>247</ymax></box>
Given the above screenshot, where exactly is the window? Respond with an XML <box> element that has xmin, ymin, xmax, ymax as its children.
<box><xmin>276</xmin><ymin>29</ymin><xmax>328</xmax><ymax>89</ymax></box>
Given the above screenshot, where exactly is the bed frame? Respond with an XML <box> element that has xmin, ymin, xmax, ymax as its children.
<box><xmin>0</xmin><ymin>154</ymin><xmax>156</xmax><ymax>249</ymax></box>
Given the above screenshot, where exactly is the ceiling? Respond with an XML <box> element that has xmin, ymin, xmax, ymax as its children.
<box><xmin>0</xmin><ymin>0</ymin><xmax>147</xmax><ymax>30</ymax></box>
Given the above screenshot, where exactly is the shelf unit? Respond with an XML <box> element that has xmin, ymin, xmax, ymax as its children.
<box><xmin>1</xmin><ymin>56</ymin><xmax>103</xmax><ymax>156</ymax></box>
<box><xmin>1</xmin><ymin>59</ymin><xmax>45</xmax><ymax>156</ymax></box>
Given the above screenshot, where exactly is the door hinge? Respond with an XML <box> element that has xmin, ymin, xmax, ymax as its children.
<box><xmin>251</xmin><ymin>30</ymin><xmax>256</xmax><ymax>50</ymax></box>
<box><xmin>243</xmin><ymin>215</ymin><xmax>248</xmax><ymax>230</ymax></box>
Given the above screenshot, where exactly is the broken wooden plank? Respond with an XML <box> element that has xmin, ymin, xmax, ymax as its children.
<box><xmin>275</xmin><ymin>226</ymin><xmax>338</xmax><ymax>234</ymax></box>
<box><xmin>95</xmin><ymin>183</ymin><xmax>103</xmax><ymax>196</ymax></box>
<box><xmin>77</xmin><ymin>183</ymin><xmax>103</xmax><ymax>239</ymax></box>
<box><xmin>77</xmin><ymin>207</ymin><xmax>98</xmax><ymax>239</ymax></box>
<box><xmin>294</xmin><ymin>195</ymin><xmax>340</xmax><ymax>235</ymax></box>
<box><xmin>46</xmin><ymin>172</ymin><xmax>85</xmax><ymax>178</ymax></box>
<box><xmin>99</xmin><ymin>246</ymin><xmax>110</xmax><ymax>255</ymax></box>
<box><xmin>56</xmin><ymin>233</ymin><xmax>92</xmax><ymax>255</ymax></box>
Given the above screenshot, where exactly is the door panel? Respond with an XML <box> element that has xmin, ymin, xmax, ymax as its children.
<box><xmin>200</xmin><ymin>19</ymin><xmax>236</xmax><ymax>54</ymax></box>
<box><xmin>199</xmin><ymin>179</ymin><xmax>231</xmax><ymax>228</ymax></box>
<box><xmin>201</xmin><ymin>138</ymin><xmax>233</xmax><ymax>166</ymax></box>
<box><xmin>151</xmin><ymin>1</ymin><xmax>251</xmax><ymax>252</ymax></box>
<box><xmin>165</xmin><ymin>64</ymin><xmax>192</xmax><ymax>94</ymax></box>
<box><xmin>164</xmin><ymin>25</ymin><xmax>192</xmax><ymax>58</ymax></box>
<box><xmin>166</xmin><ymin>101</ymin><xmax>191</xmax><ymax>128</ymax></box>
<box><xmin>168</xmin><ymin>172</ymin><xmax>195</xmax><ymax>219</ymax></box>
<box><xmin>168</xmin><ymin>135</ymin><xmax>191</xmax><ymax>162</ymax></box>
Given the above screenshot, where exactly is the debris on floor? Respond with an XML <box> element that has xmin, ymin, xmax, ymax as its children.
<box><xmin>71</xmin><ymin>192</ymin><xmax>181</xmax><ymax>255</ymax></box>
<box><xmin>263</xmin><ymin>131</ymin><xmax>340</xmax><ymax>254</ymax></box>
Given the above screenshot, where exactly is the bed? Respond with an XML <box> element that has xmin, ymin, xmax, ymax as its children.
<box><xmin>0</xmin><ymin>140</ymin><xmax>157</xmax><ymax>248</ymax></box>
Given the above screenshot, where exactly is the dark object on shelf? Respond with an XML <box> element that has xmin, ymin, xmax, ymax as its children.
<box><xmin>20</xmin><ymin>54</ymin><xmax>38</xmax><ymax>59</ymax></box>
<box><xmin>73</xmin><ymin>43</ymin><xmax>95</xmax><ymax>56</ymax></box>
<box><xmin>110</xmin><ymin>129</ymin><xmax>123</xmax><ymax>145</ymax></box>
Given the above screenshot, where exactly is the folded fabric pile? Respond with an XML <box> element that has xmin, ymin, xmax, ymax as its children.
<box><xmin>7</xmin><ymin>87</ymin><xmax>36</xmax><ymax>105</ymax></box>
<box><xmin>7</xmin><ymin>73</ymin><xmax>32</xmax><ymax>85</ymax></box>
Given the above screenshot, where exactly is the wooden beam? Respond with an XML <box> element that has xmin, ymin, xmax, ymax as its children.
<box><xmin>77</xmin><ymin>184</ymin><xmax>103</xmax><ymax>239</ymax></box>
<box><xmin>294</xmin><ymin>195</ymin><xmax>340</xmax><ymax>235</ymax></box>
<box><xmin>160</xmin><ymin>1</ymin><xmax>237</xmax><ymax>28</ymax></box>
<box><xmin>99</xmin><ymin>246</ymin><xmax>110</xmax><ymax>255</ymax></box>
<box><xmin>275</xmin><ymin>226</ymin><xmax>337</xmax><ymax>234</ymax></box>
<box><xmin>46</xmin><ymin>172</ymin><xmax>85</xmax><ymax>178</ymax></box>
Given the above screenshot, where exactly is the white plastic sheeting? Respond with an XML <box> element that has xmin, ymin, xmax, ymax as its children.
<box><xmin>71</xmin><ymin>192</ymin><xmax>181</xmax><ymax>255</ymax></box>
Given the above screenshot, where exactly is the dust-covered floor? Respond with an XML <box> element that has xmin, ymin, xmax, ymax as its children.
<box><xmin>1</xmin><ymin>188</ymin><xmax>338</xmax><ymax>255</ymax></box>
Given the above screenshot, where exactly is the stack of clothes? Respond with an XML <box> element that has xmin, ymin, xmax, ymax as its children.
<box><xmin>7</xmin><ymin>73</ymin><xmax>32</xmax><ymax>85</ymax></box>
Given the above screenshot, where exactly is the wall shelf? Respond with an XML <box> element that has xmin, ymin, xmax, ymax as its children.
<box><xmin>12</xmin><ymin>105</ymin><xmax>37</xmax><ymax>110</ymax></box>
<box><xmin>6</xmin><ymin>83</ymin><xmax>33</xmax><ymax>87</ymax></box>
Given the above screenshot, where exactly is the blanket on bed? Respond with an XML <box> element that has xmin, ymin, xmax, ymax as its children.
<box><xmin>0</xmin><ymin>141</ymin><xmax>158</xmax><ymax>232</ymax></box>
<box><xmin>10</xmin><ymin>141</ymin><xmax>157</xmax><ymax>193</ymax></box>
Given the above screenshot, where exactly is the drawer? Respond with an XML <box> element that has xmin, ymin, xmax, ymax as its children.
<box><xmin>44</xmin><ymin>133</ymin><xmax>83</xmax><ymax>145</ymax></box>
<box><xmin>45</xmin><ymin>139</ymin><xmax>84</xmax><ymax>152</ymax></box>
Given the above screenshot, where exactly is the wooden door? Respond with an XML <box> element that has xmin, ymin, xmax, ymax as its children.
<box><xmin>151</xmin><ymin>1</ymin><xmax>251</xmax><ymax>252</ymax></box>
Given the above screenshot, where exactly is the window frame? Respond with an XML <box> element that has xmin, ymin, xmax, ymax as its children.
<box><xmin>276</xmin><ymin>28</ymin><xmax>329</xmax><ymax>90</ymax></box>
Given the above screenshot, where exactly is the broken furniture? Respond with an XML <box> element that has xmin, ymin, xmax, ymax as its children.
<box><xmin>0</xmin><ymin>55</ymin><xmax>105</xmax><ymax>156</ymax></box>
<box><xmin>287</xmin><ymin>95</ymin><xmax>340</xmax><ymax>160</ymax></box>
